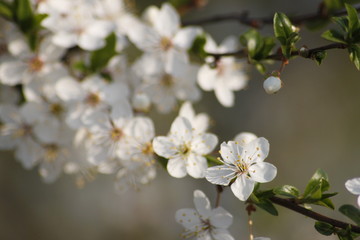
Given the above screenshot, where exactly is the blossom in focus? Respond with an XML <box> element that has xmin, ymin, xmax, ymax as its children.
<box><xmin>153</xmin><ymin>116</ymin><xmax>218</xmax><ymax>178</ymax></box>
<box><xmin>175</xmin><ymin>190</ymin><xmax>234</xmax><ymax>240</ymax></box>
<box><xmin>345</xmin><ymin>177</ymin><xmax>360</xmax><ymax>207</ymax></box>
<box><xmin>205</xmin><ymin>138</ymin><xmax>277</xmax><ymax>201</ymax></box>
<box><xmin>179</xmin><ymin>101</ymin><xmax>210</xmax><ymax>133</ymax></box>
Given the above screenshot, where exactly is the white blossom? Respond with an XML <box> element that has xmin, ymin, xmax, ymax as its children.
<box><xmin>175</xmin><ymin>190</ymin><xmax>234</xmax><ymax>240</ymax></box>
<box><xmin>153</xmin><ymin>117</ymin><xmax>218</xmax><ymax>178</ymax></box>
<box><xmin>205</xmin><ymin>138</ymin><xmax>277</xmax><ymax>201</ymax></box>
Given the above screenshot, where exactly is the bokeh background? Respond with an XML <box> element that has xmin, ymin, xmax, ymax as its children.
<box><xmin>1</xmin><ymin>0</ymin><xmax>359</xmax><ymax>239</ymax></box>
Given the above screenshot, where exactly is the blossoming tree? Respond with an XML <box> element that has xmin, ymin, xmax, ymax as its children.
<box><xmin>0</xmin><ymin>0</ymin><xmax>359</xmax><ymax>239</ymax></box>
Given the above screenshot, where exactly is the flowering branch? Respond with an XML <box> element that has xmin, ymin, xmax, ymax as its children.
<box><xmin>183</xmin><ymin>3</ymin><xmax>360</xmax><ymax>28</ymax></box>
<box><xmin>269</xmin><ymin>196</ymin><xmax>360</xmax><ymax>233</ymax></box>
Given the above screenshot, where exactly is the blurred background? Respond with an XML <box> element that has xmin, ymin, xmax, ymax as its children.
<box><xmin>1</xmin><ymin>0</ymin><xmax>360</xmax><ymax>239</ymax></box>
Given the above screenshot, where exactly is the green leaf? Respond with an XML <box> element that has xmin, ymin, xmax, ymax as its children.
<box><xmin>333</xmin><ymin>16</ymin><xmax>350</xmax><ymax>32</ymax></box>
<box><xmin>169</xmin><ymin>0</ymin><xmax>191</xmax><ymax>8</ymax></box>
<box><xmin>274</xmin><ymin>12</ymin><xmax>293</xmax><ymax>39</ymax></box>
<box><xmin>205</xmin><ymin>155</ymin><xmax>222</xmax><ymax>166</ymax></box>
<box><xmin>313</xmin><ymin>50</ymin><xmax>328</xmax><ymax>65</ymax></box>
<box><xmin>156</xmin><ymin>156</ymin><xmax>168</xmax><ymax>169</ymax></box>
<box><xmin>89</xmin><ymin>32</ymin><xmax>117</xmax><ymax>72</ymax></box>
<box><xmin>189</xmin><ymin>34</ymin><xmax>207</xmax><ymax>59</ymax></box>
<box><xmin>13</xmin><ymin>0</ymin><xmax>34</xmax><ymax>33</ymax></box>
<box><xmin>0</xmin><ymin>1</ymin><xmax>13</xmax><ymax>19</ymax></box>
<box><xmin>345</xmin><ymin>3</ymin><xmax>360</xmax><ymax>32</ymax></box>
<box><xmin>339</xmin><ymin>204</ymin><xmax>360</xmax><ymax>225</ymax></box>
<box><xmin>254</xmin><ymin>198</ymin><xmax>278</xmax><ymax>216</ymax></box>
<box><xmin>240</xmin><ymin>29</ymin><xmax>275</xmax><ymax>62</ymax></box>
<box><xmin>255</xmin><ymin>62</ymin><xmax>266</xmax><ymax>74</ymax></box>
<box><xmin>315</xmin><ymin>221</ymin><xmax>335</xmax><ymax>236</ymax></box>
<box><xmin>324</xmin><ymin>0</ymin><xmax>344</xmax><ymax>12</ymax></box>
<box><xmin>348</xmin><ymin>44</ymin><xmax>360</xmax><ymax>69</ymax></box>
<box><xmin>314</xmin><ymin>198</ymin><xmax>335</xmax><ymax>209</ymax></box>
<box><xmin>322</xmin><ymin>29</ymin><xmax>347</xmax><ymax>43</ymax></box>
<box><xmin>303</xmin><ymin>169</ymin><xmax>330</xmax><ymax>198</ymax></box>
<box><xmin>273</xmin><ymin>185</ymin><xmax>300</xmax><ymax>198</ymax></box>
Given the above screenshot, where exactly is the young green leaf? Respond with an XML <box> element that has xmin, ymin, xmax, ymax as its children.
<box><xmin>0</xmin><ymin>1</ymin><xmax>13</xmax><ymax>19</ymax></box>
<box><xmin>348</xmin><ymin>44</ymin><xmax>360</xmax><ymax>69</ymax></box>
<box><xmin>273</xmin><ymin>185</ymin><xmax>300</xmax><ymax>198</ymax></box>
<box><xmin>13</xmin><ymin>0</ymin><xmax>34</xmax><ymax>33</ymax></box>
<box><xmin>254</xmin><ymin>198</ymin><xmax>279</xmax><ymax>216</ymax></box>
<box><xmin>89</xmin><ymin>32</ymin><xmax>117</xmax><ymax>72</ymax></box>
<box><xmin>313</xmin><ymin>51</ymin><xmax>328</xmax><ymax>65</ymax></box>
<box><xmin>322</xmin><ymin>29</ymin><xmax>347</xmax><ymax>43</ymax></box>
<box><xmin>345</xmin><ymin>3</ymin><xmax>360</xmax><ymax>32</ymax></box>
<box><xmin>303</xmin><ymin>169</ymin><xmax>330</xmax><ymax>198</ymax></box>
<box><xmin>339</xmin><ymin>204</ymin><xmax>360</xmax><ymax>225</ymax></box>
<box><xmin>315</xmin><ymin>221</ymin><xmax>335</xmax><ymax>236</ymax></box>
<box><xmin>189</xmin><ymin>34</ymin><xmax>207</xmax><ymax>59</ymax></box>
<box><xmin>273</xmin><ymin>12</ymin><xmax>293</xmax><ymax>40</ymax></box>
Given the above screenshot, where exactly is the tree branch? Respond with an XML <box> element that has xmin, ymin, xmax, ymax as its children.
<box><xmin>206</xmin><ymin>43</ymin><xmax>348</xmax><ymax>62</ymax></box>
<box><xmin>269</xmin><ymin>196</ymin><xmax>360</xmax><ymax>234</ymax></box>
<box><xmin>183</xmin><ymin>3</ymin><xmax>360</xmax><ymax>27</ymax></box>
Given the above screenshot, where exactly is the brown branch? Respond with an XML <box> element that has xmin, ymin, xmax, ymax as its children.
<box><xmin>206</xmin><ymin>43</ymin><xmax>348</xmax><ymax>61</ymax></box>
<box><xmin>269</xmin><ymin>196</ymin><xmax>360</xmax><ymax>234</ymax></box>
<box><xmin>215</xmin><ymin>185</ymin><xmax>223</xmax><ymax>207</ymax></box>
<box><xmin>183</xmin><ymin>3</ymin><xmax>360</xmax><ymax>27</ymax></box>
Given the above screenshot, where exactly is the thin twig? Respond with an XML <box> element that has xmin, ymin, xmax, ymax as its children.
<box><xmin>206</xmin><ymin>43</ymin><xmax>348</xmax><ymax>61</ymax></box>
<box><xmin>183</xmin><ymin>3</ymin><xmax>360</xmax><ymax>27</ymax></box>
<box><xmin>215</xmin><ymin>185</ymin><xmax>223</xmax><ymax>207</ymax></box>
<box><xmin>269</xmin><ymin>196</ymin><xmax>360</xmax><ymax>233</ymax></box>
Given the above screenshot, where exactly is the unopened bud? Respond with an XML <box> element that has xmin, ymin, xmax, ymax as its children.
<box><xmin>263</xmin><ymin>76</ymin><xmax>282</xmax><ymax>94</ymax></box>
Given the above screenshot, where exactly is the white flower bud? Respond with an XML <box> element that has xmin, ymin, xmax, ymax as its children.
<box><xmin>132</xmin><ymin>92</ymin><xmax>151</xmax><ymax>112</ymax></box>
<box><xmin>263</xmin><ymin>76</ymin><xmax>282</xmax><ymax>94</ymax></box>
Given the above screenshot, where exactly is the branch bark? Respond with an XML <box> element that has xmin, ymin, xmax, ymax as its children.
<box><xmin>183</xmin><ymin>3</ymin><xmax>360</xmax><ymax>27</ymax></box>
<box><xmin>269</xmin><ymin>196</ymin><xmax>360</xmax><ymax>234</ymax></box>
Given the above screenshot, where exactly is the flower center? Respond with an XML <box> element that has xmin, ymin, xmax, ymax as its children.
<box><xmin>14</xmin><ymin>124</ymin><xmax>32</xmax><ymax>137</ymax></box>
<box><xmin>85</xmin><ymin>92</ymin><xmax>101</xmax><ymax>107</ymax></box>
<box><xmin>160</xmin><ymin>37</ymin><xmax>173</xmax><ymax>51</ymax></box>
<box><xmin>142</xmin><ymin>142</ymin><xmax>154</xmax><ymax>155</ymax></box>
<box><xmin>110</xmin><ymin>127</ymin><xmax>123</xmax><ymax>142</ymax></box>
<box><xmin>44</xmin><ymin>144</ymin><xmax>59</xmax><ymax>163</ymax></box>
<box><xmin>28</xmin><ymin>57</ymin><xmax>44</xmax><ymax>72</ymax></box>
<box><xmin>49</xmin><ymin>103</ymin><xmax>64</xmax><ymax>117</ymax></box>
<box><xmin>161</xmin><ymin>74</ymin><xmax>174</xmax><ymax>88</ymax></box>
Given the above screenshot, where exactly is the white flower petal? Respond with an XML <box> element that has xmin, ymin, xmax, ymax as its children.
<box><xmin>191</xmin><ymin>133</ymin><xmax>218</xmax><ymax>155</ymax></box>
<box><xmin>173</xmin><ymin>27</ymin><xmax>201</xmax><ymax>50</ymax></box>
<box><xmin>154</xmin><ymin>3</ymin><xmax>179</xmax><ymax>38</ymax></box>
<box><xmin>230</xmin><ymin>175</ymin><xmax>255</xmax><ymax>201</ymax></box>
<box><xmin>175</xmin><ymin>208</ymin><xmax>201</xmax><ymax>229</ymax></box>
<box><xmin>186</xmin><ymin>153</ymin><xmax>207</xmax><ymax>178</ymax></box>
<box><xmin>345</xmin><ymin>177</ymin><xmax>360</xmax><ymax>195</ymax></box>
<box><xmin>205</xmin><ymin>165</ymin><xmax>236</xmax><ymax>186</ymax></box>
<box><xmin>52</xmin><ymin>32</ymin><xmax>77</xmax><ymax>48</ymax></box>
<box><xmin>152</xmin><ymin>136</ymin><xmax>177</xmax><ymax>158</ymax></box>
<box><xmin>167</xmin><ymin>156</ymin><xmax>187</xmax><ymax>178</ymax></box>
<box><xmin>210</xmin><ymin>207</ymin><xmax>233</xmax><ymax>229</ymax></box>
<box><xmin>0</xmin><ymin>61</ymin><xmax>27</xmax><ymax>86</ymax></box>
<box><xmin>197</xmin><ymin>64</ymin><xmax>216</xmax><ymax>91</ymax></box>
<box><xmin>125</xmin><ymin>117</ymin><xmax>154</xmax><ymax>142</ymax></box>
<box><xmin>248</xmin><ymin>162</ymin><xmax>277</xmax><ymax>183</ymax></box>
<box><xmin>219</xmin><ymin>141</ymin><xmax>239</xmax><ymax>164</ymax></box>
<box><xmin>193</xmin><ymin>190</ymin><xmax>212</xmax><ymax>219</ymax></box>
<box><xmin>242</xmin><ymin>137</ymin><xmax>269</xmax><ymax>163</ymax></box>
<box><xmin>78</xmin><ymin>34</ymin><xmax>105</xmax><ymax>51</ymax></box>
<box><xmin>212</xmin><ymin>228</ymin><xmax>235</xmax><ymax>240</ymax></box>
<box><xmin>55</xmin><ymin>77</ymin><xmax>84</xmax><ymax>101</ymax></box>
<box><xmin>214</xmin><ymin>80</ymin><xmax>234</xmax><ymax>107</ymax></box>
<box><xmin>170</xmin><ymin>117</ymin><xmax>192</xmax><ymax>142</ymax></box>
<box><xmin>234</xmin><ymin>132</ymin><xmax>257</xmax><ymax>146</ymax></box>
<box><xmin>194</xmin><ymin>113</ymin><xmax>209</xmax><ymax>133</ymax></box>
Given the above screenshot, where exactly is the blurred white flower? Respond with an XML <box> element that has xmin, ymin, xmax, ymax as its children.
<box><xmin>345</xmin><ymin>177</ymin><xmax>360</xmax><ymax>207</ymax></box>
<box><xmin>179</xmin><ymin>101</ymin><xmax>210</xmax><ymax>134</ymax></box>
<box><xmin>175</xmin><ymin>190</ymin><xmax>234</xmax><ymax>240</ymax></box>
<box><xmin>197</xmin><ymin>36</ymin><xmax>248</xmax><ymax>107</ymax></box>
<box><xmin>153</xmin><ymin>116</ymin><xmax>218</xmax><ymax>178</ymax></box>
<box><xmin>205</xmin><ymin>138</ymin><xmax>277</xmax><ymax>201</ymax></box>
